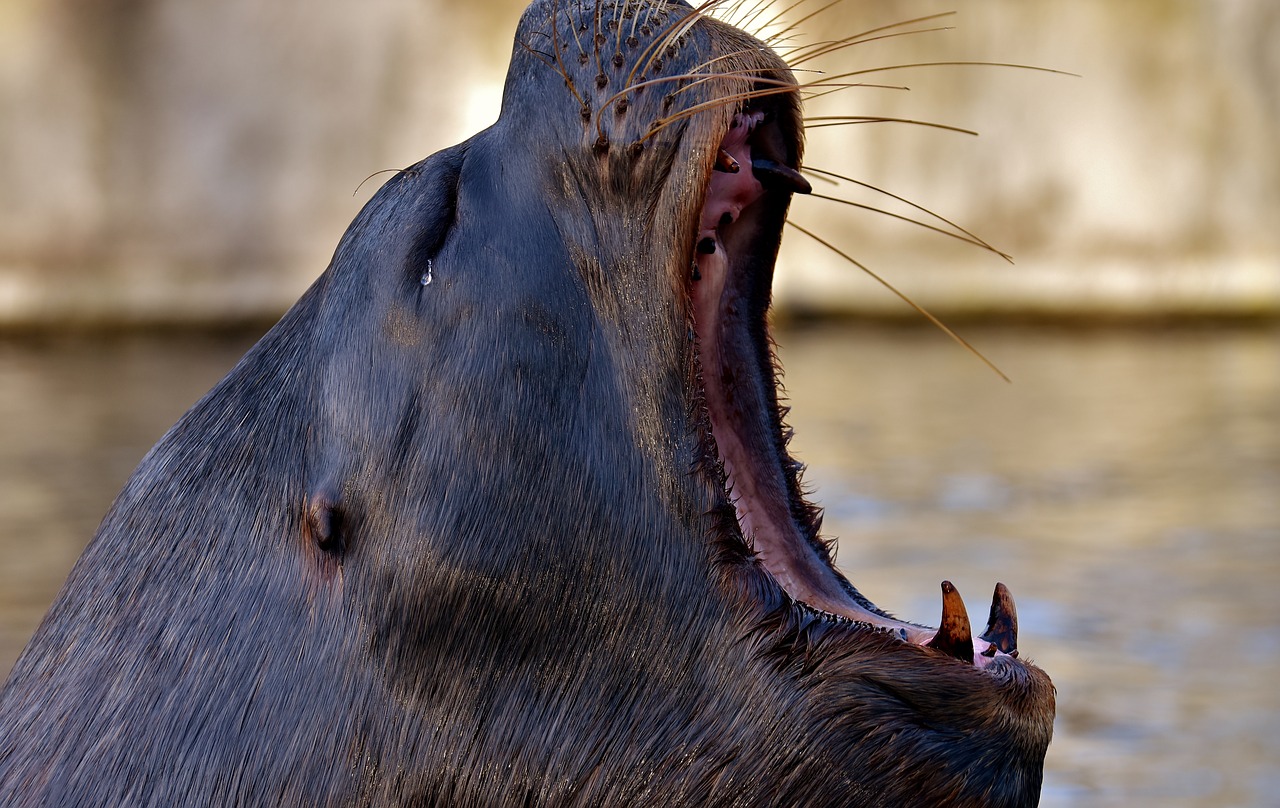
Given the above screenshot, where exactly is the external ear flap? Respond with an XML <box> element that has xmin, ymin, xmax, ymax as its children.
<box><xmin>320</xmin><ymin>141</ymin><xmax>469</xmax><ymax>305</ymax></box>
<box><xmin>400</xmin><ymin>146</ymin><xmax>468</xmax><ymax>291</ymax></box>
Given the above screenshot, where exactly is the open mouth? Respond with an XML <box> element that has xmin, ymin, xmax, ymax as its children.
<box><xmin>688</xmin><ymin>99</ymin><xmax>1019</xmax><ymax>670</ymax></box>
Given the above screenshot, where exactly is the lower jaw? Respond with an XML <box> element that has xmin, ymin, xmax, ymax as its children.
<box><xmin>689</xmin><ymin>219</ymin><xmax>1012</xmax><ymax>670</ymax></box>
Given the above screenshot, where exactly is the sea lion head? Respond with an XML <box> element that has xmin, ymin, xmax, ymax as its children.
<box><xmin>298</xmin><ymin>0</ymin><xmax>1058</xmax><ymax>801</ymax></box>
<box><xmin>302</xmin><ymin>1</ymin><xmax>1055</xmax><ymax>802</ymax></box>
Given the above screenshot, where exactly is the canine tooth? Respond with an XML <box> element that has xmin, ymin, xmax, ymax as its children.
<box><xmin>978</xmin><ymin>581</ymin><xmax>1019</xmax><ymax>656</ymax></box>
<box><xmin>714</xmin><ymin>149</ymin><xmax>740</xmax><ymax>173</ymax></box>
<box><xmin>926</xmin><ymin>581</ymin><xmax>975</xmax><ymax>663</ymax></box>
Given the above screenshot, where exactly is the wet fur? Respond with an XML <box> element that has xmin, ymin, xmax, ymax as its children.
<box><xmin>0</xmin><ymin>2</ymin><xmax>1053</xmax><ymax>805</ymax></box>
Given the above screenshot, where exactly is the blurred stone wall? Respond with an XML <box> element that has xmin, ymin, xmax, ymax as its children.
<box><xmin>0</xmin><ymin>0</ymin><xmax>1276</xmax><ymax>327</ymax></box>
<box><xmin>776</xmin><ymin>0</ymin><xmax>1280</xmax><ymax>317</ymax></box>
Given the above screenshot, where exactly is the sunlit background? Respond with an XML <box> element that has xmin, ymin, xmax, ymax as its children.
<box><xmin>1</xmin><ymin>2</ymin><xmax>1277</xmax><ymax>806</ymax></box>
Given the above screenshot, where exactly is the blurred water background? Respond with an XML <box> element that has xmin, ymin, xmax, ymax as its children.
<box><xmin>1</xmin><ymin>1</ymin><xmax>1278</xmax><ymax>806</ymax></box>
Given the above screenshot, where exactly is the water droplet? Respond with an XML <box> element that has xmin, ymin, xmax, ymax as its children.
<box><xmin>420</xmin><ymin>260</ymin><xmax>433</xmax><ymax>286</ymax></box>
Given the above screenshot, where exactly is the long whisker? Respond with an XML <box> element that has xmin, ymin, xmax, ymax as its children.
<box><xmin>520</xmin><ymin>39</ymin><xmax>560</xmax><ymax>67</ymax></box>
<box><xmin>782</xmin><ymin>12</ymin><xmax>956</xmax><ymax>63</ymax></box>
<box><xmin>353</xmin><ymin>169</ymin><xmax>402</xmax><ymax>196</ymax></box>
<box><xmin>769</xmin><ymin>0</ymin><xmax>849</xmax><ymax>40</ymax></box>
<box><xmin>787</xmin><ymin>222</ymin><xmax>1011</xmax><ymax>383</ymax></box>
<box><xmin>787</xmin><ymin>25</ymin><xmax>955</xmax><ymax>66</ymax></box>
<box><xmin>800</xmin><ymin>81</ymin><xmax>911</xmax><ymax>102</ymax></box>
<box><xmin>680</xmin><ymin>48</ymin><xmax>772</xmax><ymax>81</ymax></box>
<box><xmin>670</xmin><ymin>65</ymin><xmax>775</xmax><ymax>98</ymax></box>
<box><xmin>799</xmin><ymin>62</ymin><xmax>1081</xmax><ymax>88</ymax></box>
<box><xmin>805</xmin><ymin>115</ymin><xmax>979</xmax><ymax>136</ymax></box>
<box><xmin>763</xmin><ymin>30</ymin><xmax>810</xmax><ymax>50</ymax></box>
<box><xmin>802</xmin><ymin>193</ymin><xmax>1012</xmax><ymax>261</ymax></box>
<box><xmin>759</xmin><ymin>0</ymin><xmax>838</xmax><ymax>39</ymax></box>
<box><xmin>735</xmin><ymin>0</ymin><xmax>783</xmax><ymax>34</ymax></box>
<box><xmin>709</xmin><ymin>0</ymin><xmax>748</xmax><ymax>27</ymax></box>
<box><xmin>803</xmin><ymin>167</ymin><xmax>1012</xmax><ymax>263</ymax></box>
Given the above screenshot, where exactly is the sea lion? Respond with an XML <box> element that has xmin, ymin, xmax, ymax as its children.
<box><xmin>0</xmin><ymin>1</ymin><xmax>1054</xmax><ymax>805</ymax></box>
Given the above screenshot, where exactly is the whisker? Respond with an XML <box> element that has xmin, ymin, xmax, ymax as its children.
<box><xmin>680</xmin><ymin>47</ymin><xmax>771</xmax><ymax>79</ymax></box>
<box><xmin>803</xmin><ymin>193</ymin><xmax>1012</xmax><ymax>261</ymax></box>
<box><xmin>770</xmin><ymin>0</ymin><xmax>848</xmax><ymax>40</ymax></box>
<box><xmin>520</xmin><ymin>40</ymin><xmax>559</xmax><ymax>67</ymax></box>
<box><xmin>787</xmin><ymin>221</ymin><xmax>1011</xmax><ymax>382</ymax></box>
<box><xmin>670</xmin><ymin>65</ymin><xmax>775</xmax><ymax>98</ymax></box>
<box><xmin>763</xmin><ymin>30</ymin><xmax>810</xmax><ymax>49</ymax></box>
<box><xmin>353</xmin><ymin>169</ymin><xmax>402</xmax><ymax>196</ymax></box>
<box><xmin>805</xmin><ymin>116</ymin><xmax>979</xmax><ymax>136</ymax></box>
<box><xmin>803</xmin><ymin>166</ymin><xmax>1012</xmax><ymax>263</ymax></box>
<box><xmin>800</xmin><ymin>82</ymin><xmax>911</xmax><ymax>102</ymax></box>
<box><xmin>735</xmin><ymin>0</ymin><xmax>782</xmax><ymax>34</ymax></box>
<box><xmin>799</xmin><ymin>61</ymin><xmax>1081</xmax><ymax>88</ymax></box>
<box><xmin>815</xmin><ymin>10</ymin><xmax>956</xmax><ymax>45</ymax></box>
<box><xmin>608</xmin><ymin>68</ymin><xmax>795</xmax><ymax>112</ymax></box>
<box><xmin>709</xmin><ymin>0</ymin><xmax>746</xmax><ymax>26</ymax></box>
<box><xmin>759</xmin><ymin>0</ymin><xmax>839</xmax><ymax>39</ymax></box>
<box><xmin>787</xmin><ymin>25</ymin><xmax>955</xmax><ymax>66</ymax></box>
<box><xmin>664</xmin><ymin>49</ymin><xmax>807</xmax><ymax>98</ymax></box>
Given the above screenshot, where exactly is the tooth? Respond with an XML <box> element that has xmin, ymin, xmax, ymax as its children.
<box><xmin>714</xmin><ymin>149</ymin><xmax>741</xmax><ymax>174</ymax></box>
<box><xmin>978</xmin><ymin>581</ymin><xmax>1019</xmax><ymax>657</ymax></box>
<box><xmin>750</xmin><ymin>159</ymin><xmax>813</xmax><ymax>194</ymax></box>
<box><xmin>926</xmin><ymin>581</ymin><xmax>974</xmax><ymax>663</ymax></box>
